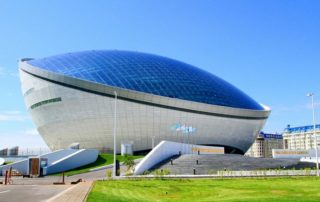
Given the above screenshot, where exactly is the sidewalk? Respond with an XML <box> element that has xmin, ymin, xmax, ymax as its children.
<box><xmin>47</xmin><ymin>181</ymin><xmax>93</xmax><ymax>202</ymax></box>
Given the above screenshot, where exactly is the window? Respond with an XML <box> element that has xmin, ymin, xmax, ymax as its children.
<box><xmin>30</xmin><ymin>97</ymin><xmax>62</xmax><ymax>109</ymax></box>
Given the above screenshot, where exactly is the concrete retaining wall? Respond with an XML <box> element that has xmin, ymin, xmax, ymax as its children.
<box><xmin>0</xmin><ymin>149</ymin><xmax>98</xmax><ymax>176</ymax></box>
<box><xmin>43</xmin><ymin>149</ymin><xmax>98</xmax><ymax>175</ymax></box>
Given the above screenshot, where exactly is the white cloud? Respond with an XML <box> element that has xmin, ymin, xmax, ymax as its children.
<box><xmin>0</xmin><ymin>128</ymin><xmax>48</xmax><ymax>149</ymax></box>
<box><xmin>271</xmin><ymin>101</ymin><xmax>320</xmax><ymax>115</ymax></box>
<box><xmin>0</xmin><ymin>111</ymin><xmax>29</xmax><ymax>122</ymax></box>
<box><xmin>24</xmin><ymin>128</ymin><xmax>38</xmax><ymax>136</ymax></box>
<box><xmin>271</xmin><ymin>105</ymin><xmax>305</xmax><ymax>114</ymax></box>
<box><xmin>0</xmin><ymin>66</ymin><xmax>4</xmax><ymax>76</ymax></box>
<box><xmin>4</xmin><ymin>110</ymin><xmax>22</xmax><ymax>115</ymax></box>
<box><xmin>0</xmin><ymin>66</ymin><xmax>19</xmax><ymax>77</ymax></box>
<box><xmin>305</xmin><ymin>102</ymin><xmax>320</xmax><ymax>110</ymax></box>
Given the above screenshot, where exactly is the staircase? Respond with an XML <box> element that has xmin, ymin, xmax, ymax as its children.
<box><xmin>151</xmin><ymin>154</ymin><xmax>314</xmax><ymax>175</ymax></box>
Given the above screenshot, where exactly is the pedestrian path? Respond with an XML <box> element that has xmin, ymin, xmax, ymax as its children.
<box><xmin>47</xmin><ymin>181</ymin><xmax>93</xmax><ymax>202</ymax></box>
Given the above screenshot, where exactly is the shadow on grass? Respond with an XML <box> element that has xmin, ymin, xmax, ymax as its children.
<box><xmin>53</xmin><ymin>153</ymin><xmax>142</xmax><ymax>176</ymax></box>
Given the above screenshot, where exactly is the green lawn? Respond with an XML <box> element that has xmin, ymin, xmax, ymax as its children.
<box><xmin>60</xmin><ymin>153</ymin><xmax>143</xmax><ymax>176</ymax></box>
<box><xmin>87</xmin><ymin>177</ymin><xmax>320</xmax><ymax>202</ymax></box>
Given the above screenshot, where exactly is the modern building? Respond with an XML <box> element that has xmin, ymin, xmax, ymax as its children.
<box><xmin>245</xmin><ymin>134</ymin><xmax>264</xmax><ymax>158</ymax></box>
<box><xmin>245</xmin><ymin>132</ymin><xmax>283</xmax><ymax>158</ymax></box>
<box><xmin>283</xmin><ymin>124</ymin><xmax>320</xmax><ymax>150</ymax></box>
<box><xmin>8</xmin><ymin>146</ymin><xmax>19</xmax><ymax>156</ymax></box>
<box><xmin>0</xmin><ymin>148</ymin><xmax>8</xmax><ymax>156</ymax></box>
<box><xmin>19</xmin><ymin>50</ymin><xmax>270</xmax><ymax>154</ymax></box>
<box><xmin>263</xmin><ymin>133</ymin><xmax>283</xmax><ymax>158</ymax></box>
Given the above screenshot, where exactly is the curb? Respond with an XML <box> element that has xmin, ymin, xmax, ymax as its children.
<box><xmin>83</xmin><ymin>181</ymin><xmax>94</xmax><ymax>202</ymax></box>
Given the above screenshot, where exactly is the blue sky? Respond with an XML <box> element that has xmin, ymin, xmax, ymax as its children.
<box><xmin>1</xmin><ymin>0</ymin><xmax>320</xmax><ymax>148</ymax></box>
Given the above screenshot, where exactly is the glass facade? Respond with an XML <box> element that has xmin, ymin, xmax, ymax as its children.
<box><xmin>27</xmin><ymin>50</ymin><xmax>263</xmax><ymax>110</ymax></box>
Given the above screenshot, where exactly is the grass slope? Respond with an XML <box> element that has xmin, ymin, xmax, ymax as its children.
<box><xmin>87</xmin><ymin>177</ymin><xmax>320</xmax><ymax>202</ymax></box>
<box><xmin>61</xmin><ymin>153</ymin><xmax>142</xmax><ymax>176</ymax></box>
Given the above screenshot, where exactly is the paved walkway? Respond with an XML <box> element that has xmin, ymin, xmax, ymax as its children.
<box><xmin>47</xmin><ymin>181</ymin><xmax>93</xmax><ymax>202</ymax></box>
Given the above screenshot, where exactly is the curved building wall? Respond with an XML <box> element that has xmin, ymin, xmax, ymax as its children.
<box><xmin>20</xmin><ymin>69</ymin><xmax>268</xmax><ymax>153</ymax></box>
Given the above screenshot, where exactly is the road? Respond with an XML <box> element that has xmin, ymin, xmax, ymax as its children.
<box><xmin>0</xmin><ymin>166</ymin><xmax>109</xmax><ymax>202</ymax></box>
<box><xmin>0</xmin><ymin>184</ymin><xmax>71</xmax><ymax>202</ymax></box>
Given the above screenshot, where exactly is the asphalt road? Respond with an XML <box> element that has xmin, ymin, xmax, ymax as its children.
<box><xmin>0</xmin><ymin>164</ymin><xmax>120</xmax><ymax>202</ymax></box>
<box><xmin>0</xmin><ymin>167</ymin><xmax>108</xmax><ymax>202</ymax></box>
<box><xmin>0</xmin><ymin>184</ymin><xmax>71</xmax><ymax>202</ymax></box>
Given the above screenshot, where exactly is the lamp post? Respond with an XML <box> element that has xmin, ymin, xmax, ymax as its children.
<box><xmin>152</xmin><ymin>136</ymin><xmax>155</xmax><ymax>149</ymax></box>
<box><xmin>113</xmin><ymin>91</ymin><xmax>118</xmax><ymax>178</ymax></box>
<box><xmin>307</xmin><ymin>93</ymin><xmax>319</xmax><ymax>176</ymax></box>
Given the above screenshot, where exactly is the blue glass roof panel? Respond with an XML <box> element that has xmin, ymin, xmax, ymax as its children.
<box><xmin>27</xmin><ymin>50</ymin><xmax>263</xmax><ymax>110</ymax></box>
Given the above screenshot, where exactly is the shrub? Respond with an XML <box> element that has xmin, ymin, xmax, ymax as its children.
<box><xmin>143</xmin><ymin>170</ymin><xmax>151</xmax><ymax>175</ymax></box>
<box><xmin>153</xmin><ymin>169</ymin><xmax>170</xmax><ymax>179</ymax></box>
<box><xmin>162</xmin><ymin>169</ymin><xmax>170</xmax><ymax>175</ymax></box>
<box><xmin>123</xmin><ymin>154</ymin><xmax>135</xmax><ymax>173</ymax></box>
<box><xmin>106</xmin><ymin>170</ymin><xmax>112</xmax><ymax>179</ymax></box>
<box><xmin>207</xmin><ymin>170</ymin><xmax>217</xmax><ymax>175</ymax></box>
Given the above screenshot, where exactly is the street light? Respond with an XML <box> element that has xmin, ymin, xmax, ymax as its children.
<box><xmin>113</xmin><ymin>91</ymin><xmax>118</xmax><ymax>178</ymax></box>
<box><xmin>307</xmin><ymin>93</ymin><xmax>319</xmax><ymax>176</ymax></box>
<box><xmin>152</xmin><ymin>136</ymin><xmax>155</xmax><ymax>149</ymax></box>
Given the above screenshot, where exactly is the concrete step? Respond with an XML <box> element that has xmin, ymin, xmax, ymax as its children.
<box><xmin>151</xmin><ymin>154</ymin><xmax>315</xmax><ymax>175</ymax></box>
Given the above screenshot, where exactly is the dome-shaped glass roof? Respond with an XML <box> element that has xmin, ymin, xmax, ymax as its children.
<box><xmin>27</xmin><ymin>50</ymin><xmax>263</xmax><ymax>110</ymax></box>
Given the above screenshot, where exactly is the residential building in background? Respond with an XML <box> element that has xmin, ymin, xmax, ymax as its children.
<box><xmin>282</xmin><ymin>124</ymin><xmax>320</xmax><ymax>150</ymax></box>
<box><xmin>246</xmin><ymin>132</ymin><xmax>283</xmax><ymax>158</ymax></box>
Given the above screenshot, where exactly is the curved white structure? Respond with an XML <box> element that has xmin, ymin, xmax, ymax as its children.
<box><xmin>19</xmin><ymin>50</ymin><xmax>270</xmax><ymax>154</ymax></box>
<box><xmin>0</xmin><ymin>149</ymin><xmax>98</xmax><ymax>176</ymax></box>
<box><xmin>0</xmin><ymin>158</ymin><xmax>4</xmax><ymax>166</ymax></box>
<box><xmin>134</xmin><ymin>141</ymin><xmax>224</xmax><ymax>175</ymax></box>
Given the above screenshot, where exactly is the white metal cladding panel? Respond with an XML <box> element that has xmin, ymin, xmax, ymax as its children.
<box><xmin>20</xmin><ymin>70</ymin><xmax>267</xmax><ymax>153</ymax></box>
